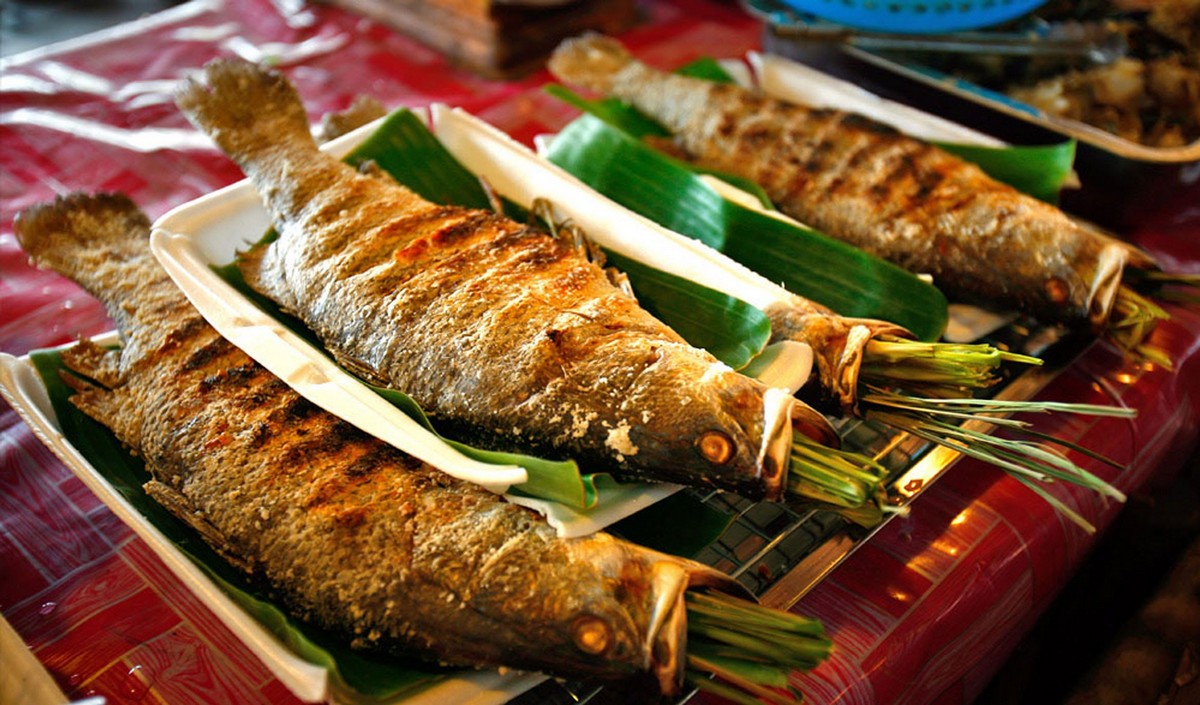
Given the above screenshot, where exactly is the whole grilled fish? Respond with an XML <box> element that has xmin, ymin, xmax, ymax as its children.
<box><xmin>174</xmin><ymin>58</ymin><xmax>837</xmax><ymax>502</ymax></box>
<box><xmin>14</xmin><ymin>192</ymin><xmax>748</xmax><ymax>694</ymax></box>
<box><xmin>548</xmin><ymin>35</ymin><xmax>1160</xmax><ymax>333</ymax></box>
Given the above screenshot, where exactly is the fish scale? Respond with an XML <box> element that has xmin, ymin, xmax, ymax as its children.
<box><xmin>174</xmin><ymin>57</ymin><xmax>835</xmax><ymax>501</ymax></box>
<box><xmin>547</xmin><ymin>34</ymin><xmax>1160</xmax><ymax>333</ymax></box>
<box><xmin>14</xmin><ymin>191</ymin><xmax>751</xmax><ymax>694</ymax></box>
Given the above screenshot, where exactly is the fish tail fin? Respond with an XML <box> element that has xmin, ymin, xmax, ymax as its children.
<box><xmin>15</xmin><ymin>192</ymin><xmax>153</xmax><ymax>299</ymax></box>
<box><xmin>175</xmin><ymin>58</ymin><xmax>315</xmax><ymax>164</ymax></box>
<box><xmin>548</xmin><ymin>33</ymin><xmax>635</xmax><ymax>94</ymax></box>
<box><xmin>14</xmin><ymin>192</ymin><xmax>187</xmax><ymax>338</ymax></box>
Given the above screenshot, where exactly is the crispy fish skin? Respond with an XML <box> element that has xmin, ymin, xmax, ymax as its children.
<box><xmin>548</xmin><ymin>35</ymin><xmax>1159</xmax><ymax>332</ymax></box>
<box><xmin>14</xmin><ymin>192</ymin><xmax>746</xmax><ymax>693</ymax></box>
<box><xmin>174</xmin><ymin>58</ymin><xmax>839</xmax><ymax>501</ymax></box>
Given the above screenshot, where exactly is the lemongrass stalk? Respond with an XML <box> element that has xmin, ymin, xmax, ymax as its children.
<box><xmin>861</xmin><ymin>389</ymin><xmax>1138</xmax><ymax>419</ymax></box>
<box><xmin>869</xmin><ymin>408</ymin><xmax>1126</xmax><ymax>496</ymax></box>
<box><xmin>787</xmin><ymin>436</ymin><xmax>889</xmax><ymax>524</ymax></box>
<box><xmin>687</xmin><ymin>655</ymin><xmax>797</xmax><ymax>705</ymax></box>
<box><xmin>686</xmin><ymin>669</ymin><xmax>796</xmax><ymax>705</ymax></box>
<box><xmin>860</xmin><ymin>335</ymin><xmax>1041</xmax><ymax>397</ymax></box>
<box><xmin>684</xmin><ymin>590</ymin><xmax>832</xmax><ymax>705</ymax></box>
<box><xmin>1108</xmin><ymin>285</ymin><xmax>1172</xmax><ymax>368</ymax></box>
<box><xmin>866</xmin><ymin>408</ymin><xmax>1123</xmax><ymax>534</ymax></box>
<box><xmin>1141</xmin><ymin>272</ymin><xmax>1200</xmax><ymax>306</ymax></box>
<box><xmin>1010</xmin><ymin>473</ymin><xmax>1097</xmax><ymax>532</ymax></box>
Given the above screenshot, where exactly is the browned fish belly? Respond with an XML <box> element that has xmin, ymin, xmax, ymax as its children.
<box><xmin>14</xmin><ymin>192</ymin><xmax>746</xmax><ymax>693</ymax></box>
<box><xmin>547</xmin><ymin>35</ymin><xmax>1160</xmax><ymax>333</ymax></box>
<box><xmin>173</xmin><ymin>58</ymin><xmax>839</xmax><ymax>501</ymax></box>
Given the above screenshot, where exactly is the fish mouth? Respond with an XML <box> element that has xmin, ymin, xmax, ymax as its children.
<box><xmin>645</xmin><ymin>561</ymin><xmax>690</xmax><ymax>695</ymax></box>
<box><xmin>1086</xmin><ymin>243</ymin><xmax>1128</xmax><ymax>331</ymax></box>
<box><xmin>829</xmin><ymin>323</ymin><xmax>875</xmax><ymax>415</ymax></box>
<box><xmin>760</xmin><ymin>388</ymin><xmax>838</xmax><ymax>501</ymax></box>
<box><xmin>758</xmin><ymin>388</ymin><xmax>794</xmax><ymax>501</ymax></box>
<box><xmin>644</xmin><ymin>558</ymin><xmax>749</xmax><ymax>695</ymax></box>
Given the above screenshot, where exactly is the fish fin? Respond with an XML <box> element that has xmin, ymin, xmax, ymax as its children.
<box><xmin>333</xmin><ymin>351</ymin><xmax>392</xmax><ymax>388</ymax></box>
<box><xmin>60</xmin><ymin>338</ymin><xmax>123</xmax><ymax>389</ymax></box>
<box><xmin>175</xmin><ymin>58</ymin><xmax>314</xmax><ymax>162</ymax></box>
<box><xmin>356</xmin><ymin>159</ymin><xmax>400</xmax><ymax>186</ymax></box>
<box><xmin>58</xmin><ymin>365</ymin><xmax>141</xmax><ymax>448</ymax></box>
<box><xmin>318</xmin><ymin>94</ymin><xmax>386</xmax><ymax>143</ymax></box>
<box><xmin>14</xmin><ymin>192</ymin><xmax>153</xmax><ymax>296</ymax></box>
<box><xmin>143</xmin><ymin>479</ymin><xmax>254</xmax><ymax>573</ymax></box>
<box><xmin>548</xmin><ymin>33</ymin><xmax>634</xmax><ymax>94</ymax></box>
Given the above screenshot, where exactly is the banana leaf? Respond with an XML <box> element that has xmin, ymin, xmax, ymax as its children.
<box><xmin>545</xmin><ymin>114</ymin><xmax>950</xmax><ymax>341</ymax></box>
<box><xmin>31</xmin><ymin>349</ymin><xmax>450</xmax><ymax>702</ymax></box>
<box><xmin>543</xmin><ymin>58</ymin><xmax>1078</xmax><ymax>202</ymax></box>
<box><xmin>345</xmin><ymin>109</ymin><xmax>774</xmax><ymax>369</ymax></box>
<box><xmin>936</xmin><ymin>141</ymin><xmax>1077</xmax><ymax>204</ymax></box>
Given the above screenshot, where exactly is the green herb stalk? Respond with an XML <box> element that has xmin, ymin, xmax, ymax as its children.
<box><xmin>685</xmin><ymin>591</ymin><xmax>831</xmax><ymax>705</ymax></box>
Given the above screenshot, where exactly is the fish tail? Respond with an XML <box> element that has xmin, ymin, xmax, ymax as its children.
<box><xmin>548</xmin><ymin>33</ymin><xmax>636</xmax><ymax>94</ymax></box>
<box><xmin>15</xmin><ymin>192</ymin><xmax>195</xmax><ymax>354</ymax></box>
<box><xmin>14</xmin><ymin>192</ymin><xmax>154</xmax><ymax>307</ymax></box>
<box><xmin>175</xmin><ymin>58</ymin><xmax>315</xmax><ymax>165</ymax></box>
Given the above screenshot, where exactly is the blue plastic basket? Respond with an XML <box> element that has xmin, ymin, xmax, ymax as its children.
<box><xmin>777</xmin><ymin>0</ymin><xmax>1050</xmax><ymax>34</ymax></box>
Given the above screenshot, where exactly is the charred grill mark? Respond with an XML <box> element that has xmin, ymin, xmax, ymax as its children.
<box><xmin>716</xmin><ymin>112</ymin><xmax>738</xmax><ymax>139</ymax></box>
<box><xmin>426</xmin><ymin>210</ymin><xmax>496</xmax><ymax>249</ymax></box>
<box><xmin>911</xmin><ymin>155</ymin><xmax>950</xmax><ymax>202</ymax></box>
<box><xmin>869</xmin><ymin>151</ymin><xmax>919</xmax><ymax>201</ymax></box>
<box><xmin>248</xmin><ymin>420</ymin><xmax>273</xmax><ymax>449</ymax></box>
<box><xmin>274</xmin><ymin>395</ymin><xmax>321</xmax><ymax>425</ymax></box>
<box><xmin>736</xmin><ymin>121</ymin><xmax>772</xmax><ymax>147</ymax></box>
<box><xmin>278</xmin><ymin>423</ymin><xmax>355</xmax><ymax>467</ymax></box>
<box><xmin>484</xmin><ymin>227</ymin><xmax>572</xmax><ymax>271</ymax></box>
<box><xmin>802</xmin><ymin>139</ymin><xmax>837</xmax><ymax>175</ymax></box>
<box><xmin>158</xmin><ymin>315</ymin><xmax>209</xmax><ymax>354</ymax></box>
<box><xmin>197</xmin><ymin>361</ymin><xmax>261</xmax><ymax>393</ymax></box>
<box><xmin>182</xmin><ymin>335</ymin><xmax>237</xmax><ymax>373</ymax></box>
<box><xmin>243</xmin><ymin>377</ymin><xmax>293</xmax><ymax>408</ymax></box>
<box><xmin>343</xmin><ymin>445</ymin><xmax>395</xmax><ymax>478</ymax></box>
<box><xmin>839</xmin><ymin>112</ymin><xmax>900</xmax><ymax>136</ymax></box>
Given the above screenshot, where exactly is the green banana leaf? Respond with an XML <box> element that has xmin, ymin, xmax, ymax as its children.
<box><xmin>344</xmin><ymin>109</ymin><xmax>773</xmax><ymax>370</ymax></box>
<box><xmin>543</xmin><ymin>58</ymin><xmax>1077</xmax><ymax>202</ymax></box>
<box><xmin>936</xmin><ymin>141</ymin><xmax>1077</xmax><ymax>204</ymax></box>
<box><xmin>31</xmin><ymin>349</ymin><xmax>451</xmax><ymax>702</ymax></box>
<box><xmin>545</xmin><ymin>114</ymin><xmax>951</xmax><ymax>341</ymax></box>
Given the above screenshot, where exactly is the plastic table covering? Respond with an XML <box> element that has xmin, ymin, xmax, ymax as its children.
<box><xmin>2</xmin><ymin>1</ymin><xmax>1199</xmax><ymax>703</ymax></box>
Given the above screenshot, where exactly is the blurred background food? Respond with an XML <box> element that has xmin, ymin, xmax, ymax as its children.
<box><xmin>908</xmin><ymin>0</ymin><xmax>1200</xmax><ymax>148</ymax></box>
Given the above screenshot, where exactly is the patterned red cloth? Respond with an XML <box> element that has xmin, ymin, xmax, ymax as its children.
<box><xmin>2</xmin><ymin>1</ymin><xmax>1198</xmax><ymax>703</ymax></box>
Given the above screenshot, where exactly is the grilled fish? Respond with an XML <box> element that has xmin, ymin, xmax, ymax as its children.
<box><xmin>548</xmin><ymin>35</ymin><xmax>1160</xmax><ymax>333</ymax></box>
<box><xmin>174</xmin><ymin>58</ymin><xmax>838</xmax><ymax>502</ymax></box>
<box><xmin>13</xmin><ymin>191</ymin><xmax>749</xmax><ymax>694</ymax></box>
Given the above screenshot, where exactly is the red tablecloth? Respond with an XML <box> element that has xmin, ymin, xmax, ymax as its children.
<box><xmin>2</xmin><ymin>1</ymin><xmax>1199</xmax><ymax>703</ymax></box>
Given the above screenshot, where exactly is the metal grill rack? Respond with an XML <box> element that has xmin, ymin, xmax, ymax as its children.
<box><xmin>509</xmin><ymin>313</ymin><xmax>1084</xmax><ymax>703</ymax></box>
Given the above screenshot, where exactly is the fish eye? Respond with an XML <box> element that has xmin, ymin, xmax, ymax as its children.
<box><xmin>696</xmin><ymin>430</ymin><xmax>735</xmax><ymax>465</ymax></box>
<box><xmin>572</xmin><ymin>615</ymin><xmax>612</xmax><ymax>656</ymax></box>
<box><xmin>1044</xmin><ymin>277</ymin><xmax>1069</xmax><ymax>304</ymax></box>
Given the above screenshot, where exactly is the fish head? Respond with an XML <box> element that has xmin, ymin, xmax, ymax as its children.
<box><xmin>534</xmin><ymin>534</ymin><xmax>746</xmax><ymax>695</ymax></box>
<box><xmin>607</xmin><ymin>342</ymin><xmax>836</xmax><ymax>501</ymax></box>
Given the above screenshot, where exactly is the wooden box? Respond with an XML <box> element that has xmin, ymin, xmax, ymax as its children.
<box><xmin>326</xmin><ymin>0</ymin><xmax>640</xmax><ymax>78</ymax></box>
